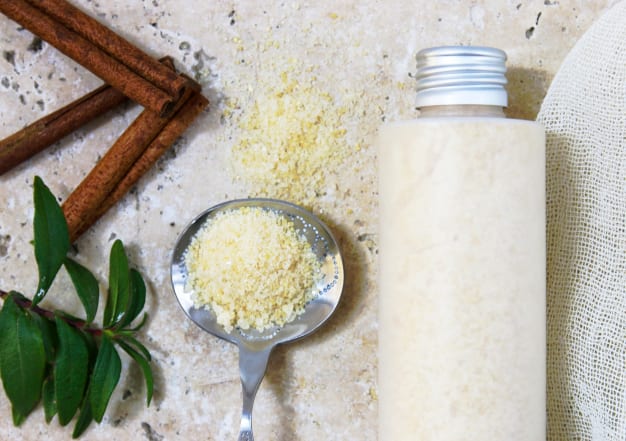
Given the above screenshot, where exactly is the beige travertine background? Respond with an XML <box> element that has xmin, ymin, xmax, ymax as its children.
<box><xmin>0</xmin><ymin>1</ymin><xmax>616</xmax><ymax>440</ymax></box>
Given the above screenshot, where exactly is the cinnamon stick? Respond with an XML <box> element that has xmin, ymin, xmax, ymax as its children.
<box><xmin>0</xmin><ymin>84</ymin><xmax>127</xmax><ymax>176</ymax></box>
<box><xmin>61</xmin><ymin>106</ymin><xmax>176</xmax><ymax>240</ymax></box>
<box><xmin>61</xmin><ymin>82</ymin><xmax>201</xmax><ymax>241</ymax></box>
<box><xmin>61</xmin><ymin>107</ymin><xmax>166</xmax><ymax>239</ymax></box>
<box><xmin>0</xmin><ymin>1</ymin><xmax>211</xmax><ymax>242</ymax></box>
<box><xmin>72</xmin><ymin>92</ymin><xmax>209</xmax><ymax>240</ymax></box>
<box><xmin>26</xmin><ymin>0</ymin><xmax>190</xmax><ymax>100</ymax></box>
<box><xmin>0</xmin><ymin>57</ymin><xmax>178</xmax><ymax>176</ymax></box>
<box><xmin>0</xmin><ymin>0</ymin><xmax>177</xmax><ymax>116</ymax></box>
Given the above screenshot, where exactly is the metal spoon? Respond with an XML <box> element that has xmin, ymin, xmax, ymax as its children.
<box><xmin>170</xmin><ymin>198</ymin><xmax>344</xmax><ymax>441</ymax></box>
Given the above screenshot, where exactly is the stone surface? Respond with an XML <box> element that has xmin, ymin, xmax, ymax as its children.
<box><xmin>0</xmin><ymin>1</ymin><xmax>615</xmax><ymax>440</ymax></box>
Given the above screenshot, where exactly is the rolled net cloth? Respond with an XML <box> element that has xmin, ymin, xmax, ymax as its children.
<box><xmin>536</xmin><ymin>1</ymin><xmax>626</xmax><ymax>439</ymax></box>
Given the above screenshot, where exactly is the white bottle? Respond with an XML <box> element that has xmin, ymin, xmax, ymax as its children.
<box><xmin>378</xmin><ymin>46</ymin><xmax>545</xmax><ymax>441</ymax></box>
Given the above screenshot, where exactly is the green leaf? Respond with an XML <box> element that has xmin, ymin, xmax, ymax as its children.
<box><xmin>126</xmin><ymin>313</ymin><xmax>148</xmax><ymax>332</ymax></box>
<box><xmin>43</xmin><ymin>376</ymin><xmax>57</xmax><ymax>423</ymax></box>
<box><xmin>81</xmin><ymin>330</ymin><xmax>98</xmax><ymax>368</ymax></box>
<box><xmin>115</xmin><ymin>268</ymin><xmax>146</xmax><ymax>329</ymax></box>
<box><xmin>12</xmin><ymin>407</ymin><xmax>25</xmax><ymax>426</ymax></box>
<box><xmin>116</xmin><ymin>338</ymin><xmax>153</xmax><ymax>406</ymax></box>
<box><xmin>64</xmin><ymin>257</ymin><xmax>100</xmax><ymax>323</ymax></box>
<box><xmin>54</xmin><ymin>317</ymin><xmax>89</xmax><ymax>426</ymax></box>
<box><xmin>0</xmin><ymin>295</ymin><xmax>46</xmax><ymax>422</ymax></box>
<box><xmin>117</xmin><ymin>333</ymin><xmax>151</xmax><ymax>362</ymax></box>
<box><xmin>103</xmin><ymin>240</ymin><xmax>130</xmax><ymax>327</ymax></box>
<box><xmin>33</xmin><ymin>176</ymin><xmax>70</xmax><ymax>305</ymax></box>
<box><xmin>89</xmin><ymin>335</ymin><xmax>121</xmax><ymax>423</ymax></box>
<box><xmin>72</xmin><ymin>390</ymin><xmax>93</xmax><ymax>438</ymax></box>
<box><xmin>32</xmin><ymin>313</ymin><xmax>57</xmax><ymax>362</ymax></box>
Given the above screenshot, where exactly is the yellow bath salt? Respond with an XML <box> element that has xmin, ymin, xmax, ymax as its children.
<box><xmin>184</xmin><ymin>207</ymin><xmax>321</xmax><ymax>332</ymax></box>
<box><xmin>231</xmin><ymin>70</ymin><xmax>351</xmax><ymax>205</ymax></box>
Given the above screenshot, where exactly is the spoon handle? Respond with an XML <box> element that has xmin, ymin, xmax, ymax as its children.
<box><xmin>238</xmin><ymin>345</ymin><xmax>273</xmax><ymax>441</ymax></box>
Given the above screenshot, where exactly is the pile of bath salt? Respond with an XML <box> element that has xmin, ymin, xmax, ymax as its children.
<box><xmin>184</xmin><ymin>206</ymin><xmax>321</xmax><ymax>333</ymax></box>
<box><xmin>230</xmin><ymin>70</ymin><xmax>353</xmax><ymax>206</ymax></box>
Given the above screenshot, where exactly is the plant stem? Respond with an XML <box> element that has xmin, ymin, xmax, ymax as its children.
<box><xmin>0</xmin><ymin>287</ymin><xmax>102</xmax><ymax>336</ymax></box>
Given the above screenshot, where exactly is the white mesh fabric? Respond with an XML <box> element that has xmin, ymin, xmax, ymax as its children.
<box><xmin>536</xmin><ymin>1</ymin><xmax>626</xmax><ymax>440</ymax></box>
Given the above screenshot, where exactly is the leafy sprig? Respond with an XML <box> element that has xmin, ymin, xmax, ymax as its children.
<box><xmin>0</xmin><ymin>176</ymin><xmax>153</xmax><ymax>438</ymax></box>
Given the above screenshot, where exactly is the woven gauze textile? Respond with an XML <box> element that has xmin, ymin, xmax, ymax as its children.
<box><xmin>536</xmin><ymin>2</ymin><xmax>626</xmax><ymax>440</ymax></box>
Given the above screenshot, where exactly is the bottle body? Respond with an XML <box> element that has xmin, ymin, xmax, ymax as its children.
<box><xmin>378</xmin><ymin>116</ymin><xmax>546</xmax><ymax>440</ymax></box>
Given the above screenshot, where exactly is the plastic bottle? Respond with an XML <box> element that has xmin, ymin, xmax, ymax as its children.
<box><xmin>378</xmin><ymin>46</ymin><xmax>545</xmax><ymax>441</ymax></box>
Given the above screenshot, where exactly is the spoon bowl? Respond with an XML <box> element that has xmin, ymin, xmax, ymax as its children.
<box><xmin>171</xmin><ymin>198</ymin><xmax>344</xmax><ymax>440</ymax></box>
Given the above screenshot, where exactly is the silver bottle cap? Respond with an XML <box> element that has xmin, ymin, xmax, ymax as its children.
<box><xmin>415</xmin><ymin>46</ymin><xmax>508</xmax><ymax>108</ymax></box>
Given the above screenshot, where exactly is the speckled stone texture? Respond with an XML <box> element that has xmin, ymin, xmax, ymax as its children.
<box><xmin>0</xmin><ymin>1</ymin><xmax>614</xmax><ymax>440</ymax></box>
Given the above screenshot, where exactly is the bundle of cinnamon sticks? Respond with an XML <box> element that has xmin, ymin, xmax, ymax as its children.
<box><xmin>0</xmin><ymin>0</ymin><xmax>209</xmax><ymax>242</ymax></box>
